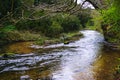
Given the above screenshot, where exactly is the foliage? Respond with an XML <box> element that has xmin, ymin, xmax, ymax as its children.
<box><xmin>1</xmin><ymin>25</ymin><xmax>16</xmax><ymax>32</ymax></box>
<box><xmin>77</xmin><ymin>8</ymin><xmax>92</xmax><ymax>28</ymax></box>
<box><xmin>101</xmin><ymin>0</ymin><xmax>120</xmax><ymax>43</ymax></box>
<box><xmin>61</xmin><ymin>14</ymin><xmax>81</xmax><ymax>33</ymax></box>
<box><xmin>102</xmin><ymin>7</ymin><xmax>120</xmax><ymax>25</ymax></box>
<box><xmin>0</xmin><ymin>27</ymin><xmax>40</xmax><ymax>43</ymax></box>
<box><xmin>50</xmin><ymin>13</ymin><xmax>65</xmax><ymax>25</ymax></box>
<box><xmin>37</xmin><ymin>17</ymin><xmax>52</xmax><ymax>34</ymax></box>
<box><xmin>0</xmin><ymin>0</ymin><xmax>89</xmax><ymax>46</ymax></box>
<box><xmin>22</xmin><ymin>0</ymin><xmax>34</xmax><ymax>6</ymax></box>
<box><xmin>16</xmin><ymin>13</ymin><xmax>82</xmax><ymax>37</ymax></box>
<box><xmin>0</xmin><ymin>0</ymin><xmax>21</xmax><ymax>18</ymax></box>
<box><xmin>16</xmin><ymin>19</ymin><xmax>38</xmax><ymax>30</ymax></box>
<box><xmin>16</xmin><ymin>17</ymin><xmax>52</xmax><ymax>33</ymax></box>
<box><xmin>0</xmin><ymin>25</ymin><xmax>16</xmax><ymax>40</ymax></box>
<box><xmin>34</xmin><ymin>0</ymin><xmax>57</xmax><ymax>5</ymax></box>
<box><xmin>86</xmin><ymin>10</ymin><xmax>103</xmax><ymax>32</ymax></box>
<box><xmin>47</xmin><ymin>21</ymin><xmax>63</xmax><ymax>37</ymax></box>
<box><xmin>36</xmin><ymin>38</ymin><xmax>45</xmax><ymax>45</ymax></box>
<box><xmin>51</xmin><ymin>13</ymin><xmax>81</xmax><ymax>32</ymax></box>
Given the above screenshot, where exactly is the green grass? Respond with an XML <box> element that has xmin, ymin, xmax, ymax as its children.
<box><xmin>35</xmin><ymin>31</ymin><xmax>83</xmax><ymax>45</ymax></box>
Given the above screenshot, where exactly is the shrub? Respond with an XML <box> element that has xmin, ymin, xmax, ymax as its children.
<box><xmin>0</xmin><ymin>25</ymin><xmax>16</xmax><ymax>39</ymax></box>
<box><xmin>35</xmin><ymin>0</ymin><xmax>57</xmax><ymax>5</ymax></box>
<box><xmin>46</xmin><ymin>21</ymin><xmax>63</xmax><ymax>37</ymax></box>
<box><xmin>0</xmin><ymin>30</ymin><xmax>40</xmax><ymax>42</ymax></box>
<box><xmin>61</xmin><ymin>15</ymin><xmax>81</xmax><ymax>33</ymax></box>
<box><xmin>50</xmin><ymin>13</ymin><xmax>69</xmax><ymax>24</ymax></box>
<box><xmin>102</xmin><ymin>1</ymin><xmax>120</xmax><ymax>43</ymax></box>
<box><xmin>1</xmin><ymin>25</ymin><xmax>16</xmax><ymax>32</ymax></box>
<box><xmin>16</xmin><ymin>19</ymin><xmax>38</xmax><ymax>30</ymax></box>
<box><xmin>36</xmin><ymin>38</ymin><xmax>45</xmax><ymax>45</ymax></box>
<box><xmin>0</xmin><ymin>0</ymin><xmax>21</xmax><ymax>18</ymax></box>
<box><xmin>49</xmin><ymin>13</ymin><xmax>82</xmax><ymax>34</ymax></box>
<box><xmin>16</xmin><ymin>17</ymin><xmax>52</xmax><ymax>32</ymax></box>
<box><xmin>0</xmin><ymin>23</ymin><xmax>41</xmax><ymax>44</ymax></box>
<box><xmin>77</xmin><ymin>8</ymin><xmax>92</xmax><ymax>28</ymax></box>
<box><xmin>16</xmin><ymin>13</ymin><xmax>81</xmax><ymax>37</ymax></box>
<box><xmin>37</xmin><ymin>17</ymin><xmax>52</xmax><ymax>33</ymax></box>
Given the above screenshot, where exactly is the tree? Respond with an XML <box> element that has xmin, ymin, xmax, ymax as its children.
<box><xmin>101</xmin><ymin>0</ymin><xmax>120</xmax><ymax>43</ymax></box>
<box><xmin>0</xmin><ymin>0</ymin><xmax>21</xmax><ymax>18</ymax></box>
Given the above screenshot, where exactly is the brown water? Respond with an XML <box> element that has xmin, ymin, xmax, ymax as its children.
<box><xmin>0</xmin><ymin>30</ymin><xmax>120</xmax><ymax>80</ymax></box>
<box><xmin>1</xmin><ymin>42</ymin><xmax>35</xmax><ymax>54</ymax></box>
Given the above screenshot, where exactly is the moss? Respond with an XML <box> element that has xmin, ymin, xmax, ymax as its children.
<box><xmin>0</xmin><ymin>52</ymin><xmax>16</xmax><ymax>58</ymax></box>
<box><xmin>5</xmin><ymin>52</ymin><xmax>15</xmax><ymax>55</ymax></box>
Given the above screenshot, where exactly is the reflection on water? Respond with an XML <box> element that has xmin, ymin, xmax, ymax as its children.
<box><xmin>0</xmin><ymin>30</ymin><xmax>119</xmax><ymax>80</ymax></box>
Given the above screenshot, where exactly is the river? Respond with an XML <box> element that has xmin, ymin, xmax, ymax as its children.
<box><xmin>0</xmin><ymin>30</ymin><xmax>120</xmax><ymax>80</ymax></box>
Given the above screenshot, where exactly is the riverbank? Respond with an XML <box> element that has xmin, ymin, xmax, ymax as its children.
<box><xmin>93</xmin><ymin>47</ymin><xmax>120</xmax><ymax>80</ymax></box>
<box><xmin>103</xmin><ymin>41</ymin><xmax>120</xmax><ymax>51</ymax></box>
<box><xmin>0</xmin><ymin>31</ymin><xmax>83</xmax><ymax>56</ymax></box>
<box><xmin>0</xmin><ymin>30</ymin><xmax>41</xmax><ymax>46</ymax></box>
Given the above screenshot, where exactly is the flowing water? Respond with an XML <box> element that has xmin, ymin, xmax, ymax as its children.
<box><xmin>0</xmin><ymin>30</ymin><xmax>120</xmax><ymax>80</ymax></box>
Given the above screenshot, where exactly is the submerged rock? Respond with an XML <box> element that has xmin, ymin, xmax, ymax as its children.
<box><xmin>36</xmin><ymin>76</ymin><xmax>53</xmax><ymax>80</ymax></box>
<box><xmin>64</xmin><ymin>41</ymin><xmax>69</xmax><ymax>44</ymax></box>
<box><xmin>1</xmin><ymin>53</ymin><xmax>15</xmax><ymax>59</ymax></box>
<box><xmin>103</xmin><ymin>41</ymin><xmax>120</xmax><ymax>50</ymax></box>
<box><xmin>2</xmin><ymin>54</ymin><xmax>9</xmax><ymax>58</ymax></box>
<box><xmin>20</xmin><ymin>75</ymin><xmax>30</xmax><ymax>80</ymax></box>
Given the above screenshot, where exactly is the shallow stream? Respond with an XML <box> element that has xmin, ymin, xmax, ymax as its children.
<box><xmin>0</xmin><ymin>30</ymin><xmax>120</xmax><ymax>80</ymax></box>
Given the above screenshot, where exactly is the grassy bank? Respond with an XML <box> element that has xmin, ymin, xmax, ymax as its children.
<box><xmin>0</xmin><ymin>12</ymin><xmax>83</xmax><ymax>46</ymax></box>
<box><xmin>0</xmin><ymin>31</ymin><xmax>83</xmax><ymax>58</ymax></box>
<box><xmin>35</xmin><ymin>31</ymin><xmax>83</xmax><ymax>46</ymax></box>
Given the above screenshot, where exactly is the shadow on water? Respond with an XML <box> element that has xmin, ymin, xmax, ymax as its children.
<box><xmin>0</xmin><ymin>30</ymin><xmax>120</xmax><ymax>80</ymax></box>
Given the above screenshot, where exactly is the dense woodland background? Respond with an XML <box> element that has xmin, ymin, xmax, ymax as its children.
<box><xmin>0</xmin><ymin>0</ymin><xmax>120</xmax><ymax>47</ymax></box>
